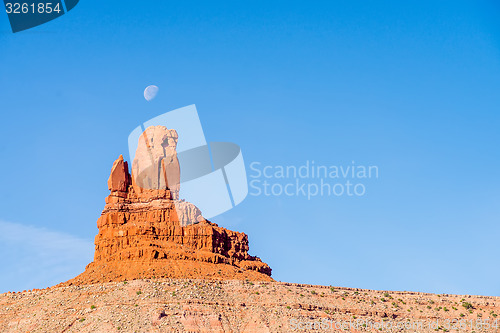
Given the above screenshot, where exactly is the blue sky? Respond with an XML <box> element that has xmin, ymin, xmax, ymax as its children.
<box><xmin>0</xmin><ymin>1</ymin><xmax>499</xmax><ymax>295</ymax></box>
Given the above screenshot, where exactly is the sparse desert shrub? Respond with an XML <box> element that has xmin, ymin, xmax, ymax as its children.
<box><xmin>462</xmin><ymin>302</ymin><xmax>473</xmax><ymax>310</ymax></box>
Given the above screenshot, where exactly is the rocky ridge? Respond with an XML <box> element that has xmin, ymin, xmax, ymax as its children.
<box><xmin>2</xmin><ymin>280</ymin><xmax>499</xmax><ymax>332</ymax></box>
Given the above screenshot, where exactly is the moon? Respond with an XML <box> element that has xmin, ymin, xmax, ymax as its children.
<box><xmin>144</xmin><ymin>85</ymin><xmax>159</xmax><ymax>101</ymax></box>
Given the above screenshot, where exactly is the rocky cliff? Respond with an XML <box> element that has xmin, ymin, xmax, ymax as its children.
<box><xmin>63</xmin><ymin>126</ymin><xmax>271</xmax><ymax>286</ymax></box>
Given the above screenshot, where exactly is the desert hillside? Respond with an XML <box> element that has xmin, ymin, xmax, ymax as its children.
<box><xmin>1</xmin><ymin>279</ymin><xmax>499</xmax><ymax>332</ymax></box>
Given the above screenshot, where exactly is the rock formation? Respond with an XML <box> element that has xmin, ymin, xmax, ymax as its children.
<box><xmin>64</xmin><ymin>126</ymin><xmax>271</xmax><ymax>286</ymax></box>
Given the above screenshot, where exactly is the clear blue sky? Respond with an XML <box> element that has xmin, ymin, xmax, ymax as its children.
<box><xmin>1</xmin><ymin>0</ymin><xmax>499</xmax><ymax>295</ymax></box>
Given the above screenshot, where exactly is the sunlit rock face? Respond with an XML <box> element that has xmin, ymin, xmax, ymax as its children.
<box><xmin>131</xmin><ymin>126</ymin><xmax>181</xmax><ymax>201</ymax></box>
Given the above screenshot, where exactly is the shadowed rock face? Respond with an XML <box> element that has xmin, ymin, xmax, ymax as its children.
<box><xmin>107</xmin><ymin>155</ymin><xmax>131</xmax><ymax>194</ymax></box>
<box><xmin>63</xmin><ymin>126</ymin><xmax>271</xmax><ymax>286</ymax></box>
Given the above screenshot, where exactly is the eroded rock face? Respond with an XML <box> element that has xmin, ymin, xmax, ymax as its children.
<box><xmin>64</xmin><ymin>126</ymin><xmax>271</xmax><ymax>285</ymax></box>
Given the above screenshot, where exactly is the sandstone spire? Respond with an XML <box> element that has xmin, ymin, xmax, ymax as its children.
<box><xmin>107</xmin><ymin>155</ymin><xmax>131</xmax><ymax>194</ymax></box>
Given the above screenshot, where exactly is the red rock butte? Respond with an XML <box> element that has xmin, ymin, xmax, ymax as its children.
<box><xmin>63</xmin><ymin>126</ymin><xmax>272</xmax><ymax>286</ymax></box>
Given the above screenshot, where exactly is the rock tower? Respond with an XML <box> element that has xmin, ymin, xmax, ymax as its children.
<box><xmin>63</xmin><ymin>126</ymin><xmax>272</xmax><ymax>285</ymax></box>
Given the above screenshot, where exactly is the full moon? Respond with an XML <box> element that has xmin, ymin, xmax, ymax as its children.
<box><xmin>144</xmin><ymin>85</ymin><xmax>159</xmax><ymax>101</ymax></box>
